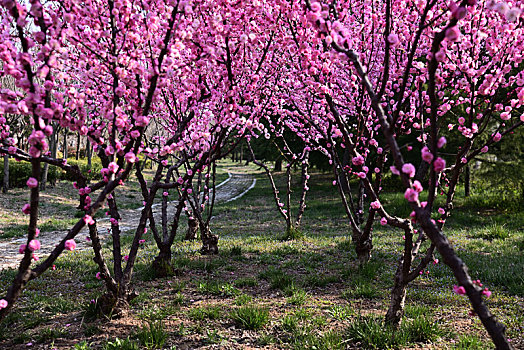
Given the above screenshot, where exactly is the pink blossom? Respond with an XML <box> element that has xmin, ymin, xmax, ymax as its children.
<box><xmin>105</xmin><ymin>145</ymin><xmax>115</xmax><ymax>156</ymax></box>
<box><xmin>108</xmin><ymin>162</ymin><xmax>119</xmax><ymax>173</ymax></box>
<box><xmin>492</xmin><ymin>132</ymin><xmax>502</xmax><ymax>142</ymax></box>
<box><xmin>332</xmin><ymin>180</ymin><xmax>337</xmax><ymax>185</ymax></box>
<box><xmin>0</xmin><ymin>299</ymin><xmax>7</xmax><ymax>309</ymax></box>
<box><xmin>437</xmin><ymin>137</ymin><xmax>447</xmax><ymax>148</ymax></box>
<box><xmin>505</xmin><ymin>8</ymin><xmax>521</xmax><ymax>22</ymax></box>
<box><xmin>390</xmin><ymin>166</ymin><xmax>400</xmax><ymax>175</ymax></box>
<box><xmin>110</xmin><ymin>218</ymin><xmax>119</xmax><ymax>226</ymax></box>
<box><xmin>421</xmin><ymin>146</ymin><xmax>434</xmax><ymax>163</ymax></box>
<box><xmin>481</xmin><ymin>146</ymin><xmax>488</xmax><ymax>153</ymax></box>
<box><xmin>124</xmin><ymin>152</ymin><xmax>137</xmax><ymax>163</ymax></box>
<box><xmin>22</xmin><ymin>204</ymin><xmax>31</xmax><ymax>215</ymax></box>
<box><xmin>413</xmin><ymin>180</ymin><xmax>423</xmax><ymax>193</ymax></box>
<box><xmin>482</xmin><ymin>288</ymin><xmax>492</xmax><ymax>298</ymax></box>
<box><xmin>500</xmin><ymin>112</ymin><xmax>511</xmax><ymax>121</ymax></box>
<box><xmin>187</xmin><ymin>188</ymin><xmax>193</xmax><ymax>194</ymax></box>
<box><xmin>370</xmin><ymin>200</ymin><xmax>381</xmax><ymax>209</ymax></box>
<box><xmin>380</xmin><ymin>217</ymin><xmax>388</xmax><ymax>225</ymax></box>
<box><xmin>123</xmin><ymin>255</ymin><xmax>129</xmax><ymax>261</ymax></box>
<box><xmin>26</xmin><ymin>177</ymin><xmax>38</xmax><ymax>188</ymax></box>
<box><xmin>163</xmin><ymin>191</ymin><xmax>169</xmax><ymax>197</ymax></box>
<box><xmin>28</xmin><ymin>240</ymin><xmax>41</xmax><ymax>251</ymax></box>
<box><xmin>445</xmin><ymin>26</ymin><xmax>460</xmax><ymax>42</ymax></box>
<box><xmin>96</xmin><ymin>272</ymin><xmax>101</xmax><ymax>280</ymax></box>
<box><xmin>310</xmin><ymin>2</ymin><xmax>322</xmax><ymax>12</ymax></box>
<box><xmin>18</xmin><ymin>244</ymin><xmax>26</xmax><ymax>254</ymax></box>
<box><xmin>453</xmin><ymin>285</ymin><xmax>466</xmax><ymax>295</ymax></box>
<box><xmin>433</xmin><ymin>157</ymin><xmax>446</xmax><ymax>172</ymax></box>
<box><xmin>352</xmin><ymin>155</ymin><xmax>365</xmax><ymax>166</ymax></box>
<box><xmin>387</xmin><ymin>33</ymin><xmax>400</xmax><ymax>46</ymax></box>
<box><xmin>64</xmin><ymin>239</ymin><xmax>76</xmax><ymax>251</ymax></box>
<box><xmin>402</xmin><ymin>163</ymin><xmax>416</xmax><ymax>178</ymax></box>
<box><xmin>28</xmin><ymin>146</ymin><xmax>41</xmax><ymax>158</ymax></box>
<box><xmin>438</xmin><ymin>207</ymin><xmax>446</xmax><ymax>215</ymax></box>
<box><xmin>452</xmin><ymin>6</ymin><xmax>467</xmax><ymax>20</ymax></box>
<box><xmin>139</xmin><ymin>239</ymin><xmax>146</xmax><ymax>244</ymax></box>
<box><xmin>404</xmin><ymin>188</ymin><xmax>419</xmax><ymax>202</ymax></box>
<box><xmin>84</xmin><ymin>215</ymin><xmax>95</xmax><ymax>225</ymax></box>
<box><xmin>435</xmin><ymin>50</ymin><xmax>446</xmax><ymax>62</ymax></box>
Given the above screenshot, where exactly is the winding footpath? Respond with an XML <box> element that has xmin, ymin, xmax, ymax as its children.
<box><xmin>0</xmin><ymin>171</ymin><xmax>256</xmax><ymax>270</ymax></box>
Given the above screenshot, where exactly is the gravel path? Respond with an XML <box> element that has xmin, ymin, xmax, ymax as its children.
<box><xmin>0</xmin><ymin>171</ymin><xmax>255</xmax><ymax>270</ymax></box>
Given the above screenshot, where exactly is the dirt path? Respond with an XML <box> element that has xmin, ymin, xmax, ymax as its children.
<box><xmin>0</xmin><ymin>170</ymin><xmax>256</xmax><ymax>270</ymax></box>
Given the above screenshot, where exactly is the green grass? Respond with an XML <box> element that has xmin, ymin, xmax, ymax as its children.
<box><xmin>133</xmin><ymin>321</ymin><xmax>168</xmax><ymax>349</ymax></box>
<box><xmin>188</xmin><ymin>305</ymin><xmax>222</xmax><ymax>321</ymax></box>
<box><xmin>230</xmin><ymin>305</ymin><xmax>269</xmax><ymax>330</ymax></box>
<box><xmin>196</xmin><ymin>279</ymin><xmax>240</xmax><ymax>297</ymax></box>
<box><xmin>0</xmin><ymin>164</ymin><xmax>522</xmax><ymax>349</ymax></box>
<box><xmin>103</xmin><ymin>337</ymin><xmax>140</xmax><ymax>350</ymax></box>
<box><xmin>259</xmin><ymin>267</ymin><xmax>295</xmax><ymax>291</ymax></box>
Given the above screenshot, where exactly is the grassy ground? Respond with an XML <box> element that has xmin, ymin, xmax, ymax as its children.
<box><xmin>0</xmin><ymin>160</ymin><xmax>522</xmax><ymax>349</ymax></box>
<box><xmin>0</xmin><ymin>165</ymin><xmax>231</xmax><ymax>239</ymax></box>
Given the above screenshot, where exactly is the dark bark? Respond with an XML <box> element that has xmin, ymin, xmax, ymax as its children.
<box><xmin>152</xmin><ymin>244</ymin><xmax>174</xmax><ymax>277</ymax></box>
<box><xmin>274</xmin><ymin>158</ymin><xmax>282</xmax><ymax>172</ymax></box>
<box><xmin>87</xmin><ymin>139</ymin><xmax>92</xmax><ymax>168</ymax></box>
<box><xmin>200</xmin><ymin>226</ymin><xmax>219</xmax><ymax>255</ymax></box>
<box><xmin>385</xmin><ymin>278</ymin><xmax>407</xmax><ymax>325</ymax></box>
<box><xmin>2</xmin><ymin>155</ymin><xmax>9</xmax><ymax>193</ymax></box>
<box><xmin>63</xmin><ymin>131</ymin><xmax>68</xmax><ymax>160</ymax></box>
<box><xmin>339</xmin><ymin>148</ymin><xmax>351</xmax><ymax>192</ymax></box>
<box><xmin>185</xmin><ymin>216</ymin><xmax>198</xmax><ymax>240</ymax></box>
<box><xmin>50</xmin><ymin>129</ymin><xmax>57</xmax><ymax>186</ymax></box>
<box><xmin>465</xmin><ymin>166</ymin><xmax>470</xmax><ymax>197</ymax></box>
<box><xmin>76</xmin><ymin>133</ymin><xmax>80</xmax><ymax>160</ymax></box>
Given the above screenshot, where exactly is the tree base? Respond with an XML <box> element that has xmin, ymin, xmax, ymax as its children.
<box><xmin>152</xmin><ymin>256</ymin><xmax>175</xmax><ymax>278</ymax></box>
<box><xmin>96</xmin><ymin>290</ymin><xmax>137</xmax><ymax>319</ymax></box>
<box><xmin>200</xmin><ymin>234</ymin><xmax>219</xmax><ymax>255</ymax></box>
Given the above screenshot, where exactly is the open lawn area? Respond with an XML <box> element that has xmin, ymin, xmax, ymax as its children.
<box><xmin>0</xmin><ymin>163</ymin><xmax>522</xmax><ymax>349</ymax></box>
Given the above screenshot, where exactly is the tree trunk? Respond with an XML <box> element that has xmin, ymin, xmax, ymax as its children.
<box><xmin>239</xmin><ymin>144</ymin><xmax>243</xmax><ymax>162</ymax></box>
<box><xmin>76</xmin><ymin>133</ymin><xmax>81</xmax><ymax>160</ymax></box>
<box><xmin>63</xmin><ymin>131</ymin><xmax>68</xmax><ymax>160</ymax></box>
<box><xmin>354</xmin><ymin>229</ymin><xmax>373</xmax><ymax>263</ymax></box>
<box><xmin>2</xmin><ymin>155</ymin><xmax>9</xmax><ymax>193</ymax></box>
<box><xmin>152</xmin><ymin>244</ymin><xmax>174</xmax><ymax>277</ymax></box>
<box><xmin>339</xmin><ymin>148</ymin><xmax>351</xmax><ymax>193</ymax></box>
<box><xmin>97</xmin><ymin>287</ymin><xmax>137</xmax><ymax>319</ymax></box>
<box><xmin>274</xmin><ymin>158</ymin><xmax>282</xmax><ymax>172</ymax></box>
<box><xmin>415</xmin><ymin>159</ymin><xmax>429</xmax><ymax>183</ymax></box>
<box><xmin>40</xmin><ymin>163</ymin><xmax>49</xmax><ymax>191</ymax></box>
<box><xmin>87</xmin><ymin>139</ymin><xmax>92</xmax><ymax>168</ymax></box>
<box><xmin>200</xmin><ymin>225</ymin><xmax>219</xmax><ymax>255</ymax></box>
<box><xmin>356</xmin><ymin>180</ymin><xmax>365</xmax><ymax>225</ymax></box>
<box><xmin>385</xmin><ymin>268</ymin><xmax>407</xmax><ymax>327</ymax></box>
<box><xmin>464</xmin><ymin>166</ymin><xmax>470</xmax><ymax>197</ymax></box>
<box><xmin>50</xmin><ymin>129</ymin><xmax>58</xmax><ymax>186</ymax></box>
<box><xmin>185</xmin><ymin>217</ymin><xmax>198</xmax><ymax>240</ymax></box>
